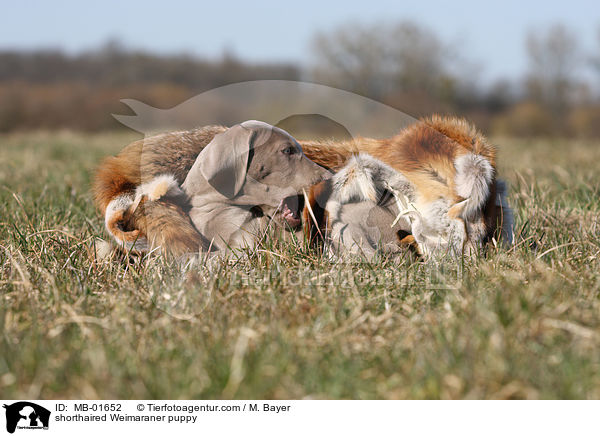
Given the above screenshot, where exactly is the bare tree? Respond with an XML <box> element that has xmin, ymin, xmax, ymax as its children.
<box><xmin>388</xmin><ymin>22</ymin><xmax>449</xmax><ymax>93</ymax></box>
<box><xmin>311</xmin><ymin>23</ymin><xmax>390</xmax><ymax>99</ymax></box>
<box><xmin>310</xmin><ymin>21</ymin><xmax>454</xmax><ymax>102</ymax></box>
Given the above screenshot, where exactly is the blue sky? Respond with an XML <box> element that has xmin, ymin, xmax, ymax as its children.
<box><xmin>2</xmin><ymin>0</ymin><xmax>599</xmax><ymax>83</ymax></box>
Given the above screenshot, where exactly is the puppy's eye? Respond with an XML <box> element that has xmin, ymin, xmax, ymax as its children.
<box><xmin>282</xmin><ymin>145</ymin><xmax>297</xmax><ymax>155</ymax></box>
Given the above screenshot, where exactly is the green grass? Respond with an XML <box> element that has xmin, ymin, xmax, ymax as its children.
<box><xmin>1</xmin><ymin>131</ymin><xmax>599</xmax><ymax>399</ymax></box>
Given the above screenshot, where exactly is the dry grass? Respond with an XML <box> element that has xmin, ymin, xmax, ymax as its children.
<box><xmin>1</xmin><ymin>131</ymin><xmax>599</xmax><ymax>399</ymax></box>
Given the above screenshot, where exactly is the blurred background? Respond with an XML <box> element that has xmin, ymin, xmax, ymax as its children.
<box><xmin>1</xmin><ymin>0</ymin><xmax>600</xmax><ymax>137</ymax></box>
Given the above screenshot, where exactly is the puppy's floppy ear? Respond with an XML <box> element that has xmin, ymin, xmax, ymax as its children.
<box><xmin>198</xmin><ymin>124</ymin><xmax>255</xmax><ymax>198</ymax></box>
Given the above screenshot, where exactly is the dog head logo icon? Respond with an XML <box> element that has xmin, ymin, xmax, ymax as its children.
<box><xmin>3</xmin><ymin>402</ymin><xmax>50</xmax><ymax>434</ymax></box>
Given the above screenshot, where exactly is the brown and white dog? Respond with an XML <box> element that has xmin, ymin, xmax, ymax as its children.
<box><xmin>302</xmin><ymin>116</ymin><xmax>513</xmax><ymax>259</ymax></box>
<box><xmin>93</xmin><ymin>115</ymin><xmax>512</xmax><ymax>258</ymax></box>
<box><xmin>304</xmin><ymin>153</ymin><xmax>512</xmax><ymax>260</ymax></box>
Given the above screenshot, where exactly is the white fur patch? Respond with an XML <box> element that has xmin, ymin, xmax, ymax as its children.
<box><xmin>104</xmin><ymin>193</ymin><xmax>150</xmax><ymax>252</ymax></box>
<box><xmin>454</xmin><ymin>153</ymin><xmax>494</xmax><ymax>218</ymax></box>
<box><xmin>136</xmin><ymin>174</ymin><xmax>182</xmax><ymax>201</ymax></box>
<box><xmin>105</xmin><ymin>194</ymin><xmax>134</xmax><ymax>230</ymax></box>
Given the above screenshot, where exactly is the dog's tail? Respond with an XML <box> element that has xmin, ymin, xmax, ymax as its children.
<box><xmin>103</xmin><ymin>174</ymin><xmax>207</xmax><ymax>256</ymax></box>
<box><xmin>93</xmin><ymin>131</ymin><xmax>218</xmax><ymax>256</ymax></box>
<box><xmin>449</xmin><ymin>152</ymin><xmax>494</xmax><ymax>220</ymax></box>
<box><xmin>104</xmin><ymin>174</ymin><xmax>183</xmax><ymax>253</ymax></box>
<box><xmin>93</xmin><ymin>141</ymin><xmax>144</xmax><ymax>214</ymax></box>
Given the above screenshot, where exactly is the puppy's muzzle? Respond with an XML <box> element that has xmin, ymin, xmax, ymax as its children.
<box><xmin>277</xmin><ymin>194</ymin><xmax>305</xmax><ymax>229</ymax></box>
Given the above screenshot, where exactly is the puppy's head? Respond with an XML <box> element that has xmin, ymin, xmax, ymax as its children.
<box><xmin>242</xmin><ymin>121</ymin><xmax>329</xmax><ymax>191</ymax></box>
<box><xmin>197</xmin><ymin>120</ymin><xmax>330</xmax><ymax>228</ymax></box>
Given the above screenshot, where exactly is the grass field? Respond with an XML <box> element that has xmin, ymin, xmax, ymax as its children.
<box><xmin>1</xmin><ymin>131</ymin><xmax>599</xmax><ymax>399</ymax></box>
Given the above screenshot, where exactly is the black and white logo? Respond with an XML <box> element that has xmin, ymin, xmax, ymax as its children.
<box><xmin>3</xmin><ymin>402</ymin><xmax>50</xmax><ymax>434</ymax></box>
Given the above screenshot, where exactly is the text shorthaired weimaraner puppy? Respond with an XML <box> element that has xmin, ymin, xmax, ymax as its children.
<box><xmin>180</xmin><ymin>120</ymin><xmax>330</xmax><ymax>251</ymax></box>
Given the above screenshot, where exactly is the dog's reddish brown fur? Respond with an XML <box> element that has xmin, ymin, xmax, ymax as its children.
<box><xmin>94</xmin><ymin>141</ymin><xmax>143</xmax><ymax>213</ymax></box>
<box><xmin>302</xmin><ymin>115</ymin><xmax>496</xmax><ymax>204</ymax></box>
<box><xmin>93</xmin><ymin>115</ymin><xmax>502</xmax><ymax>256</ymax></box>
<box><xmin>135</xmin><ymin>198</ymin><xmax>210</xmax><ymax>254</ymax></box>
<box><xmin>106</xmin><ymin>205</ymin><xmax>142</xmax><ymax>243</ymax></box>
<box><xmin>303</xmin><ymin>179</ymin><xmax>333</xmax><ymax>247</ymax></box>
<box><xmin>301</xmin><ymin>116</ymin><xmax>501</xmax><ymax>250</ymax></box>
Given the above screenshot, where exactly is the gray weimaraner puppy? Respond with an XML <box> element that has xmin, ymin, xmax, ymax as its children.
<box><xmin>180</xmin><ymin>120</ymin><xmax>329</xmax><ymax>252</ymax></box>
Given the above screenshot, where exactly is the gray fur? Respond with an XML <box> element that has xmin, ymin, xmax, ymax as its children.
<box><xmin>325</xmin><ymin>154</ymin><xmax>415</xmax><ymax>259</ymax></box>
<box><xmin>182</xmin><ymin>120</ymin><xmax>330</xmax><ymax>251</ymax></box>
<box><xmin>324</xmin><ymin>154</ymin><xmax>478</xmax><ymax>260</ymax></box>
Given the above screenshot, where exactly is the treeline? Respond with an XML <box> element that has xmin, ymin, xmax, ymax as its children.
<box><xmin>0</xmin><ymin>41</ymin><xmax>300</xmax><ymax>131</ymax></box>
<box><xmin>311</xmin><ymin>22</ymin><xmax>600</xmax><ymax>137</ymax></box>
<box><xmin>2</xmin><ymin>23</ymin><xmax>600</xmax><ymax>137</ymax></box>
